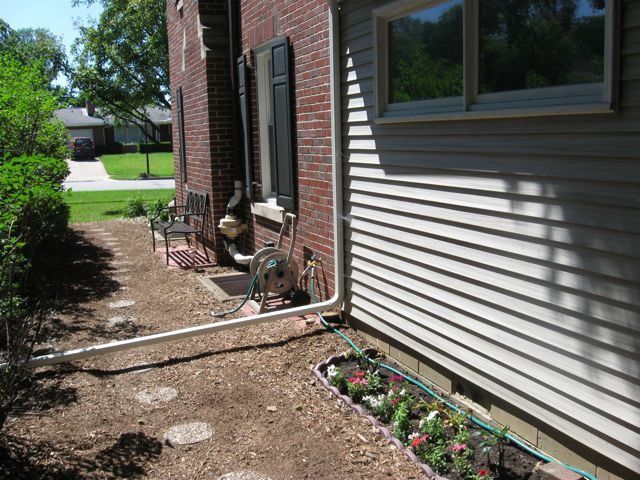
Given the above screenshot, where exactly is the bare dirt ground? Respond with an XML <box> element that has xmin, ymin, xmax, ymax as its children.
<box><xmin>0</xmin><ymin>219</ymin><xmax>424</xmax><ymax>480</ymax></box>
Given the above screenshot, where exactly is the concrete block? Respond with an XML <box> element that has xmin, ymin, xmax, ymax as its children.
<box><xmin>489</xmin><ymin>404</ymin><xmax>538</xmax><ymax>445</ymax></box>
<box><xmin>536</xmin><ymin>462</ymin><xmax>583</xmax><ymax>480</ymax></box>
<box><xmin>595</xmin><ymin>466</ymin><xmax>627</xmax><ymax>480</ymax></box>
<box><xmin>418</xmin><ymin>360</ymin><xmax>453</xmax><ymax>392</ymax></box>
<box><xmin>389</xmin><ymin>345</ymin><xmax>419</xmax><ymax>372</ymax></box>
<box><xmin>537</xmin><ymin>431</ymin><xmax>596</xmax><ymax>476</ymax></box>
<box><xmin>376</xmin><ymin>338</ymin><xmax>390</xmax><ymax>355</ymax></box>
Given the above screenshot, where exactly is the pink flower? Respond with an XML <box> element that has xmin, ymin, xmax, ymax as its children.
<box><xmin>411</xmin><ymin>434</ymin><xmax>429</xmax><ymax>448</ymax></box>
<box><xmin>451</xmin><ymin>443</ymin><xmax>468</xmax><ymax>452</ymax></box>
<box><xmin>390</xmin><ymin>398</ymin><xmax>400</xmax><ymax>405</ymax></box>
<box><xmin>389</xmin><ymin>374</ymin><xmax>404</xmax><ymax>383</ymax></box>
<box><xmin>348</xmin><ymin>377</ymin><xmax>368</xmax><ymax>385</ymax></box>
<box><xmin>354</xmin><ymin>371</ymin><xmax>366</xmax><ymax>378</ymax></box>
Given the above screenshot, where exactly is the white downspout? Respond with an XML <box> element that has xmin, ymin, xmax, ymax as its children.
<box><xmin>26</xmin><ymin>0</ymin><xmax>343</xmax><ymax>369</ymax></box>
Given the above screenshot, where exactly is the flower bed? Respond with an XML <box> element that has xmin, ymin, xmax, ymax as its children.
<box><xmin>314</xmin><ymin>349</ymin><xmax>547</xmax><ymax>480</ymax></box>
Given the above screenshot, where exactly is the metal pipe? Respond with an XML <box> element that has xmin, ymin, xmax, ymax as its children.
<box><xmin>27</xmin><ymin>0</ymin><xmax>343</xmax><ymax>369</ymax></box>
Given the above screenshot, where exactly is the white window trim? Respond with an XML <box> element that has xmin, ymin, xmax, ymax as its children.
<box><xmin>254</xmin><ymin>45</ymin><xmax>276</xmax><ymax>202</ymax></box>
<box><xmin>373</xmin><ymin>0</ymin><xmax>617</xmax><ymax>123</ymax></box>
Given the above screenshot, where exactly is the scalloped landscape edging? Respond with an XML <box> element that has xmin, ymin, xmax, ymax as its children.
<box><xmin>313</xmin><ymin>348</ymin><xmax>448</xmax><ymax>480</ymax></box>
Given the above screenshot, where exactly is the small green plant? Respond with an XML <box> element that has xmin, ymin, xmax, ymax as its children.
<box><xmin>124</xmin><ymin>196</ymin><xmax>147</xmax><ymax>218</ymax></box>
<box><xmin>421</xmin><ymin>442</ymin><xmax>449</xmax><ymax>473</ymax></box>
<box><xmin>391</xmin><ymin>400</ymin><xmax>411</xmax><ymax>440</ymax></box>
<box><xmin>326</xmin><ymin>364</ymin><xmax>347</xmax><ymax>392</ymax></box>
<box><xmin>346</xmin><ymin>371</ymin><xmax>369</xmax><ymax>403</ymax></box>
<box><xmin>476</xmin><ymin>424</ymin><xmax>510</xmax><ymax>474</ymax></box>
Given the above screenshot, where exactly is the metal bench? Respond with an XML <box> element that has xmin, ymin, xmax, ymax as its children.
<box><xmin>150</xmin><ymin>189</ymin><xmax>210</xmax><ymax>265</ymax></box>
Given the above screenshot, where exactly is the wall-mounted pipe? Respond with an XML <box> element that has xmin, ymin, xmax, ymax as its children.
<box><xmin>227</xmin><ymin>180</ymin><xmax>244</xmax><ymax>213</ymax></box>
<box><xmin>26</xmin><ymin>0</ymin><xmax>343</xmax><ymax>369</ymax></box>
<box><xmin>228</xmin><ymin>243</ymin><xmax>252</xmax><ymax>265</ymax></box>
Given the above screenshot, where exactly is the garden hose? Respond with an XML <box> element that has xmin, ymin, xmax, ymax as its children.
<box><xmin>305</xmin><ymin>262</ymin><xmax>597</xmax><ymax>480</ymax></box>
<box><xmin>209</xmin><ymin>259</ymin><xmax>287</xmax><ymax>318</ymax></box>
<box><xmin>208</xmin><ymin>271</ymin><xmax>259</xmax><ymax>318</ymax></box>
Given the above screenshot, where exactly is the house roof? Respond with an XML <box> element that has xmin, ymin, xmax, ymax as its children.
<box><xmin>54</xmin><ymin>108</ymin><xmax>105</xmax><ymax>128</ymax></box>
<box><xmin>104</xmin><ymin>106</ymin><xmax>172</xmax><ymax>126</ymax></box>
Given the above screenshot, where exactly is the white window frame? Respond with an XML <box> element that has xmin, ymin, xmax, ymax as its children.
<box><xmin>373</xmin><ymin>0</ymin><xmax>617</xmax><ymax>123</ymax></box>
<box><xmin>255</xmin><ymin>45</ymin><xmax>277</xmax><ymax>203</ymax></box>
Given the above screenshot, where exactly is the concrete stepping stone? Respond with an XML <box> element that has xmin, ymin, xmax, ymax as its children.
<box><xmin>108</xmin><ymin>299</ymin><xmax>135</xmax><ymax>309</ymax></box>
<box><xmin>218</xmin><ymin>473</ymin><xmax>272</xmax><ymax>480</ymax></box>
<box><xmin>107</xmin><ymin>315</ymin><xmax>134</xmax><ymax>327</ymax></box>
<box><xmin>163</xmin><ymin>422</ymin><xmax>213</xmax><ymax>445</ymax></box>
<box><xmin>135</xmin><ymin>387</ymin><xmax>177</xmax><ymax>405</ymax></box>
<box><xmin>115</xmin><ymin>269</ymin><xmax>130</xmax><ymax>274</ymax></box>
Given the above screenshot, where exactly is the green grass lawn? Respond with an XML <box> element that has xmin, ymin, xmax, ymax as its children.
<box><xmin>99</xmin><ymin>152</ymin><xmax>174</xmax><ymax>180</ymax></box>
<box><xmin>64</xmin><ymin>189</ymin><xmax>175</xmax><ymax>223</ymax></box>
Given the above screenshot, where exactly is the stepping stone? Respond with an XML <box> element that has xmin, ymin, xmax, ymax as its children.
<box><xmin>218</xmin><ymin>473</ymin><xmax>272</xmax><ymax>480</ymax></box>
<box><xmin>163</xmin><ymin>422</ymin><xmax>213</xmax><ymax>445</ymax></box>
<box><xmin>108</xmin><ymin>300</ymin><xmax>135</xmax><ymax>309</ymax></box>
<box><xmin>119</xmin><ymin>286</ymin><xmax>129</xmax><ymax>291</ymax></box>
<box><xmin>116</xmin><ymin>276</ymin><xmax>131</xmax><ymax>282</ymax></box>
<box><xmin>107</xmin><ymin>315</ymin><xmax>134</xmax><ymax>327</ymax></box>
<box><xmin>115</xmin><ymin>269</ymin><xmax>130</xmax><ymax>274</ymax></box>
<box><xmin>135</xmin><ymin>387</ymin><xmax>177</xmax><ymax>405</ymax></box>
<box><xmin>111</xmin><ymin>260</ymin><xmax>129</xmax><ymax>266</ymax></box>
<box><xmin>105</xmin><ymin>242</ymin><xmax>120</xmax><ymax>247</ymax></box>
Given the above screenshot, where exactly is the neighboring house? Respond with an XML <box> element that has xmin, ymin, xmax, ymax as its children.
<box><xmin>166</xmin><ymin>1</ymin><xmax>640</xmax><ymax>478</ymax></box>
<box><xmin>55</xmin><ymin>104</ymin><xmax>172</xmax><ymax>146</ymax></box>
<box><xmin>106</xmin><ymin>106</ymin><xmax>173</xmax><ymax>144</ymax></box>
<box><xmin>53</xmin><ymin>105</ymin><xmax>107</xmax><ymax>146</ymax></box>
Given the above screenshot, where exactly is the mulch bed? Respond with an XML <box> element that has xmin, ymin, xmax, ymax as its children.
<box><xmin>0</xmin><ymin>219</ymin><xmax>426</xmax><ymax>479</ymax></box>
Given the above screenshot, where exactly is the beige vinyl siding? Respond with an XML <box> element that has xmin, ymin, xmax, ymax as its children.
<box><xmin>340</xmin><ymin>0</ymin><xmax>640</xmax><ymax>474</ymax></box>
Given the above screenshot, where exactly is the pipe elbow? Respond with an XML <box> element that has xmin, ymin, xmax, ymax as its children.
<box><xmin>227</xmin><ymin>180</ymin><xmax>243</xmax><ymax>212</ymax></box>
<box><xmin>228</xmin><ymin>243</ymin><xmax>253</xmax><ymax>265</ymax></box>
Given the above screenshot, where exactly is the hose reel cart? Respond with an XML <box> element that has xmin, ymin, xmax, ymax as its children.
<box><xmin>250</xmin><ymin>213</ymin><xmax>302</xmax><ymax>313</ymax></box>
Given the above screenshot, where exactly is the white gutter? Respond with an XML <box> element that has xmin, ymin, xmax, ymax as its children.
<box><xmin>27</xmin><ymin>0</ymin><xmax>343</xmax><ymax>369</ymax></box>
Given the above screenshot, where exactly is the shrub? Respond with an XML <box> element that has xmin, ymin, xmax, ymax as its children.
<box><xmin>124</xmin><ymin>195</ymin><xmax>172</xmax><ymax>220</ymax></box>
<box><xmin>0</xmin><ymin>154</ymin><xmax>69</xmax><ymax>430</ymax></box>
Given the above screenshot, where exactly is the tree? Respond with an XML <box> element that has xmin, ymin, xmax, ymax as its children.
<box><xmin>0</xmin><ymin>19</ymin><xmax>68</xmax><ymax>89</ymax></box>
<box><xmin>71</xmin><ymin>0</ymin><xmax>169</xmax><ymax>141</ymax></box>
<box><xmin>0</xmin><ymin>53</ymin><xmax>68</xmax><ymax>161</ymax></box>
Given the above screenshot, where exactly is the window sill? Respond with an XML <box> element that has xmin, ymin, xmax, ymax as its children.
<box><xmin>251</xmin><ymin>201</ymin><xmax>284</xmax><ymax>223</ymax></box>
<box><xmin>374</xmin><ymin>103</ymin><xmax>614</xmax><ymax>124</ymax></box>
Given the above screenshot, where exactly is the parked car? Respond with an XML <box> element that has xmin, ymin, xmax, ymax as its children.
<box><xmin>70</xmin><ymin>137</ymin><xmax>94</xmax><ymax>159</ymax></box>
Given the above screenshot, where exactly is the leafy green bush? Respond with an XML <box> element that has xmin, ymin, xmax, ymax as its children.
<box><xmin>0</xmin><ymin>154</ymin><xmax>69</xmax><ymax>430</ymax></box>
<box><xmin>124</xmin><ymin>195</ymin><xmax>172</xmax><ymax>220</ymax></box>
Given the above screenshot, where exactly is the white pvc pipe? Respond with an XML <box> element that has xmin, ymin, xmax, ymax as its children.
<box><xmin>227</xmin><ymin>179</ymin><xmax>243</xmax><ymax>211</ymax></box>
<box><xmin>228</xmin><ymin>243</ymin><xmax>253</xmax><ymax>265</ymax></box>
<box><xmin>27</xmin><ymin>0</ymin><xmax>343</xmax><ymax>369</ymax></box>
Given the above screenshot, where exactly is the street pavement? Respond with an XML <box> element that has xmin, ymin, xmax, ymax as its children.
<box><xmin>64</xmin><ymin>158</ymin><xmax>175</xmax><ymax>191</ymax></box>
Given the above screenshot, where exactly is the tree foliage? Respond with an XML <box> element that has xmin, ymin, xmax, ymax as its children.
<box><xmin>71</xmin><ymin>0</ymin><xmax>169</xmax><ymax>140</ymax></box>
<box><xmin>0</xmin><ymin>19</ymin><xmax>67</xmax><ymax>88</ymax></box>
<box><xmin>0</xmin><ymin>53</ymin><xmax>69</xmax><ymax>161</ymax></box>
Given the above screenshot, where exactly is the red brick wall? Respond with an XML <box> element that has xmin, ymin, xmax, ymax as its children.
<box><xmin>166</xmin><ymin>0</ymin><xmax>234</xmax><ymax>261</ymax></box>
<box><xmin>240</xmin><ymin>0</ymin><xmax>335</xmax><ymax>296</ymax></box>
<box><xmin>167</xmin><ymin>0</ymin><xmax>335</xmax><ymax>296</ymax></box>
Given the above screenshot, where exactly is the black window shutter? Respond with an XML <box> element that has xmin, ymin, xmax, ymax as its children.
<box><xmin>270</xmin><ymin>37</ymin><xmax>295</xmax><ymax>210</ymax></box>
<box><xmin>237</xmin><ymin>54</ymin><xmax>253</xmax><ymax>201</ymax></box>
<box><xmin>176</xmin><ymin>86</ymin><xmax>187</xmax><ymax>182</ymax></box>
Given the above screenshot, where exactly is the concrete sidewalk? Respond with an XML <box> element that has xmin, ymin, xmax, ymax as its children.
<box><xmin>64</xmin><ymin>158</ymin><xmax>175</xmax><ymax>191</ymax></box>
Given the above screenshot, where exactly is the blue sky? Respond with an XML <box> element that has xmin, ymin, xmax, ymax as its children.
<box><xmin>1</xmin><ymin>0</ymin><xmax>103</xmax><ymax>85</ymax></box>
